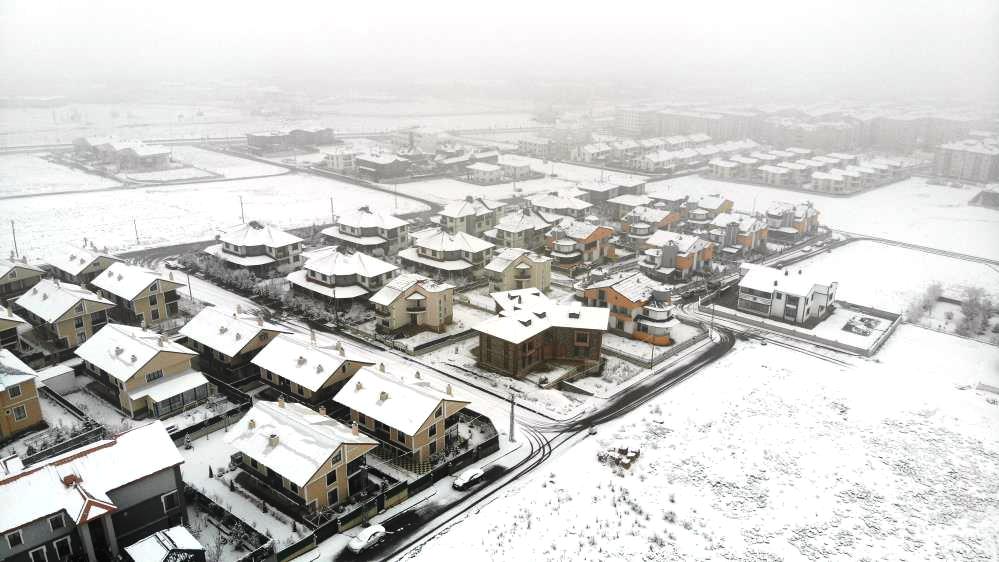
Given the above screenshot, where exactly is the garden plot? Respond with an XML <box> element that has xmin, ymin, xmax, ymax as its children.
<box><xmin>0</xmin><ymin>393</ymin><xmax>89</xmax><ymax>459</ymax></box>
<box><xmin>0</xmin><ymin>153</ymin><xmax>120</xmax><ymax>197</ymax></box>
<box><xmin>406</xmin><ymin>325</ymin><xmax>999</xmax><ymax>562</ymax></box>
<box><xmin>649</xmin><ymin>175</ymin><xmax>999</xmax><ymax>260</ymax></box>
<box><xmin>0</xmin><ymin>174</ymin><xmax>429</xmax><ymax>260</ymax></box>
<box><xmin>170</xmin><ymin>145</ymin><xmax>287</xmax><ymax>178</ymax></box>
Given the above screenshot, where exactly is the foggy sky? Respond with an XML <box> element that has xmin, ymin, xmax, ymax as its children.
<box><xmin>2</xmin><ymin>0</ymin><xmax>997</xmax><ymax>102</ymax></box>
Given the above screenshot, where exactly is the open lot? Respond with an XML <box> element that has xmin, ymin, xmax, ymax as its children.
<box><xmin>169</xmin><ymin>145</ymin><xmax>287</xmax><ymax>178</ymax></box>
<box><xmin>0</xmin><ymin>153</ymin><xmax>120</xmax><ymax>197</ymax></box>
<box><xmin>406</xmin><ymin>325</ymin><xmax>999</xmax><ymax>561</ymax></box>
<box><xmin>651</xmin><ymin>175</ymin><xmax>999</xmax><ymax>260</ymax></box>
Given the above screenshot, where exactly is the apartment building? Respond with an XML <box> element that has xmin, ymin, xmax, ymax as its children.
<box><xmin>545</xmin><ymin>219</ymin><xmax>615</xmax><ymax>273</ymax></box>
<box><xmin>0</xmin><ymin>422</ymin><xmax>186</xmax><ymax>562</ymax></box>
<box><xmin>466</xmin><ymin>162</ymin><xmax>504</xmax><ymax>184</ymax></box>
<box><xmin>485</xmin><ymin>208</ymin><xmax>554</xmax><ymax>251</ymax></box>
<box><xmin>369</xmin><ymin>273</ymin><xmax>454</xmax><ymax>335</ymax></box>
<box><xmin>497</xmin><ymin>154</ymin><xmax>534</xmax><ymax>180</ymax></box>
<box><xmin>227</xmin><ymin>400</ymin><xmax>377</xmax><ymax>513</ymax></box>
<box><xmin>737</xmin><ymin>265</ymin><xmax>837</xmax><ymax>326</ymax></box>
<box><xmin>517</xmin><ymin>136</ymin><xmax>556</xmax><ymax>159</ymax></box>
<box><xmin>933</xmin><ymin>137</ymin><xmax>999</xmax><ymax>183</ymax></box>
<box><xmin>641</xmin><ymin>230</ymin><xmax>715</xmax><ymax>281</ymax></box>
<box><xmin>92</xmin><ymin>262</ymin><xmax>183</xmax><ymax>328</ymax></box>
<box><xmin>252</xmin><ymin>334</ymin><xmax>375</xmax><ymax>405</ymax></box>
<box><xmin>765</xmin><ymin>202</ymin><xmax>820</xmax><ymax>242</ymax></box>
<box><xmin>14</xmin><ymin>279</ymin><xmax>114</xmax><ymax>351</ymax></box>
<box><xmin>75</xmin><ymin>324</ymin><xmax>210</xmax><ymax>419</ymax></box>
<box><xmin>179</xmin><ymin>307</ymin><xmax>290</xmax><ymax>381</ymax></box>
<box><xmin>322</xmin><ymin>206</ymin><xmax>411</xmax><ymax>256</ymax></box>
<box><xmin>0</xmin><ymin>349</ymin><xmax>43</xmax><ymax>441</ymax></box>
<box><xmin>485</xmin><ymin>248</ymin><xmax>552</xmax><ymax>292</ymax></box>
<box><xmin>439</xmin><ymin>196</ymin><xmax>506</xmax><ymax>237</ymax></box>
<box><xmin>399</xmin><ymin>229</ymin><xmax>495</xmax><ymax>283</ymax></box>
<box><xmin>334</xmin><ymin>364</ymin><xmax>471</xmax><ymax>464</ymax></box>
<box><xmin>203</xmin><ymin>221</ymin><xmax>304</xmax><ymax>274</ymax></box>
<box><xmin>583</xmin><ymin>273</ymin><xmax>678</xmax><ymax>345</ymax></box>
<box><xmin>0</xmin><ymin>258</ymin><xmax>44</xmax><ymax>304</ymax></box>
<box><xmin>47</xmin><ymin>245</ymin><xmax>122</xmax><ymax>287</ymax></box>
<box><xmin>287</xmin><ymin>246</ymin><xmax>398</xmax><ymax>307</ymax></box>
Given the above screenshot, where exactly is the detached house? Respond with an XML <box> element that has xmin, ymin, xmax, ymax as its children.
<box><xmin>92</xmin><ymin>263</ymin><xmax>183</xmax><ymax>328</ymax></box>
<box><xmin>640</xmin><ymin>231</ymin><xmax>715</xmax><ymax>281</ymax></box>
<box><xmin>485</xmin><ymin>208</ymin><xmax>554</xmax><ymax>251</ymax></box>
<box><xmin>369</xmin><ymin>274</ymin><xmax>455</xmax><ymax>335</ymax></box>
<box><xmin>321</xmin><ymin>206</ymin><xmax>410</xmax><ymax>256</ymax></box>
<box><xmin>0</xmin><ymin>306</ymin><xmax>27</xmax><ymax>353</ymax></box>
<box><xmin>583</xmin><ymin>273</ymin><xmax>679</xmax><ymax>345</ymax></box>
<box><xmin>485</xmin><ymin>248</ymin><xmax>552</xmax><ymax>292</ymax></box>
<box><xmin>47</xmin><ymin>245</ymin><xmax>121</xmax><ymax>287</ymax></box>
<box><xmin>607</xmin><ymin>194</ymin><xmax>653</xmax><ymax>220</ymax></box>
<box><xmin>526</xmin><ymin>191</ymin><xmax>593</xmax><ymax>219</ymax></box>
<box><xmin>545</xmin><ymin>219</ymin><xmax>615</xmax><ymax>273</ymax></box>
<box><xmin>14</xmin><ymin>279</ymin><xmax>114</xmax><ymax>352</ymax></box>
<box><xmin>707</xmin><ymin>212</ymin><xmax>768</xmax><ymax>257</ymax></box>
<box><xmin>620</xmin><ymin>206</ymin><xmax>682</xmax><ymax>243</ymax></box>
<box><xmin>0</xmin><ymin>422</ymin><xmax>186</xmax><ymax>562</ymax></box>
<box><xmin>439</xmin><ymin>196</ymin><xmax>506</xmax><ymax>237</ymax></box>
<box><xmin>0</xmin><ymin>258</ymin><xmax>44</xmax><ymax>304</ymax></box>
<box><xmin>399</xmin><ymin>229</ymin><xmax>494</xmax><ymax>283</ymax></box>
<box><xmin>737</xmin><ymin>265</ymin><xmax>837</xmax><ymax>326</ymax></box>
<box><xmin>765</xmin><ymin>202</ymin><xmax>820</xmax><ymax>242</ymax></box>
<box><xmin>75</xmin><ymin>324</ymin><xmax>210</xmax><ymax>419</ymax></box>
<box><xmin>227</xmin><ymin>400</ymin><xmax>377</xmax><ymax>513</ymax></box>
<box><xmin>0</xmin><ymin>349</ymin><xmax>43</xmax><ymax>441</ymax></box>
<box><xmin>179</xmin><ymin>307</ymin><xmax>290</xmax><ymax>381</ymax></box>
<box><xmin>252</xmin><ymin>334</ymin><xmax>375</xmax><ymax>405</ymax></box>
<box><xmin>203</xmin><ymin>221</ymin><xmax>303</xmax><ymax>274</ymax></box>
<box><xmin>287</xmin><ymin>246</ymin><xmax>398</xmax><ymax>308</ymax></box>
<box><xmin>334</xmin><ymin>364</ymin><xmax>471</xmax><ymax>464</ymax></box>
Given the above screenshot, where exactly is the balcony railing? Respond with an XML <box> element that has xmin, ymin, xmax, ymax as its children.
<box><xmin>406</xmin><ymin>304</ymin><xmax>427</xmax><ymax>313</ymax></box>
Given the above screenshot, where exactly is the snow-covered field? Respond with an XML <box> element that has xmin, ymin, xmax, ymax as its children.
<box><xmin>123</xmin><ymin>167</ymin><xmax>216</xmax><ymax>182</ymax></box>
<box><xmin>651</xmin><ymin>175</ymin><xmax>999</xmax><ymax>260</ymax></box>
<box><xmin>0</xmin><ymin>174</ymin><xmax>428</xmax><ymax>260</ymax></box>
<box><xmin>0</xmin><ymin>153</ymin><xmax>120</xmax><ymax>197</ymax></box>
<box><xmin>392</xmin><ymin>175</ymin><xmax>578</xmax><ymax>205</ymax></box>
<box><xmin>169</xmin><ymin>145</ymin><xmax>287</xmax><ymax>179</ymax></box>
<box><xmin>793</xmin><ymin>240</ymin><xmax>999</xmax><ymax>311</ymax></box>
<box><xmin>406</xmin><ymin>326</ymin><xmax>999</xmax><ymax>561</ymax></box>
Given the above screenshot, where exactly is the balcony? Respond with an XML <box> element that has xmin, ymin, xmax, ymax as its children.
<box><xmin>406</xmin><ymin>303</ymin><xmax>427</xmax><ymax>314</ymax></box>
<box><xmin>164</xmin><ymin>290</ymin><xmax>180</xmax><ymax>303</ymax></box>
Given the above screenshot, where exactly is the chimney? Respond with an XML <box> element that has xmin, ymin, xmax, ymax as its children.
<box><xmin>268</xmin><ymin>434</ymin><xmax>279</xmax><ymax>447</ymax></box>
<box><xmin>379</xmin><ymin>391</ymin><xmax>389</xmax><ymax>401</ymax></box>
<box><xmin>355</xmin><ymin>380</ymin><xmax>363</xmax><ymax>391</ymax></box>
<box><xmin>256</xmin><ymin>316</ymin><xmax>263</xmax><ymax>326</ymax></box>
<box><xmin>248</xmin><ymin>419</ymin><xmax>256</xmax><ymax>430</ymax></box>
<box><xmin>446</xmin><ymin>383</ymin><xmax>453</xmax><ymax>396</ymax></box>
<box><xmin>62</xmin><ymin>474</ymin><xmax>79</xmax><ymax>487</ymax></box>
<box><xmin>351</xmin><ymin>421</ymin><xmax>359</xmax><ymax>436</ymax></box>
<box><xmin>318</xmin><ymin>405</ymin><xmax>327</xmax><ymax>416</ymax></box>
<box><xmin>236</xmin><ymin>304</ymin><xmax>243</xmax><ymax>314</ymax></box>
<box><xmin>158</xmin><ymin>335</ymin><xmax>166</xmax><ymax>347</ymax></box>
<box><xmin>379</xmin><ymin>363</ymin><xmax>385</xmax><ymax>372</ymax></box>
<box><xmin>798</xmin><ymin>269</ymin><xmax>802</xmax><ymax>275</ymax></box>
<box><xmin>277</xmin><ymin>396</ymin><xmax>285</xmax><ymax>408</ymax></box>
<box><xmin>784</xmin><ymin>270</ymin><xmax>789</xmax><ymax>276</ymax></box>
<box><xmin>414</xmin><ymin>371</ymin><xmax>421</xmax><ymax>379</ymax></box>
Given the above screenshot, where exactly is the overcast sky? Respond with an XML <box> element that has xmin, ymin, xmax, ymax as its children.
<box><xmin>2</xmin><ymin>0</ymin><xmax>997</xmax><ymax>102</ymax></box>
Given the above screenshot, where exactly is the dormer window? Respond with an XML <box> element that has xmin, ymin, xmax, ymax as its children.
<box><xmin>149</xmin><ymin>281</ymin><xmax>159</xmax><ymax>293</ymax></box>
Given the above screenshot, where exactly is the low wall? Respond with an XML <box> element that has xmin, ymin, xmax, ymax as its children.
<box><xmin>601</xmin><ymin>323</ymin><xmax>709</xmax><ymax>368</ymax></box>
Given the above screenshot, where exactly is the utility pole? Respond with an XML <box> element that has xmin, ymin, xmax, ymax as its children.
<box><xmin>330</xmin><ymin>198</ymin><xmax>335</xmax><ymax>224</ymax></box>
<box><xmin>9</xmin><ymin>221</ymin><xmax>18</xmax><ymax>258</ymax></box>
<box><xmin>186</xmin><ymin>271</ymin><xmax>194</xmax><ymax>301</ymax></box>
<box><xmin>133</xmin><ymin>219</ymin><xmax>140</xmax><ymax>245</ymax></box>
<box><xmin>394</xmin><ymin>183</ymin><xmax>398</xmax><ymax>210</ymax></box>
<box><xmin>239</xmin><ymin>196</ymin><xmax>245</xmax><ymax>224</ymax></box>
<box><xmin>509</xmin><ymin>392</ymin><xmax>516</xmax><ymax>443</ymax></box>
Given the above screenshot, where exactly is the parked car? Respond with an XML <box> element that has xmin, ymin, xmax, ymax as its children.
<box><xmin>801</xmin><ymin>245</ymin><xmax>814</xmax><ymax>252</ymax></box>
<box><xmin>452</xmin><ymin>468</ymin><xmax>485</xmax><ymax>490</ymax></box>
<box><xmin>347</xmin><ymin>525</ymin><xmax>387</xmax><ymax>554</ymax></box>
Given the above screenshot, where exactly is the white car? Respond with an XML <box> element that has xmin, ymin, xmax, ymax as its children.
<box><xmin>452</xmin><ymin>468</ymin><xmax>485</xmax><ymax>490</ymax></box>
<box><xmin>347</xmin><ymin>524</ymin><xmax>386</xmax><ymax>554</ymax></box>
<box><xmin>802</xmin><ymin>245</ymin><xmax>814</xmax><ymax>252</ymax></box>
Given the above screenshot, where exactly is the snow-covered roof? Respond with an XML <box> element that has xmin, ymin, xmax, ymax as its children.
<box><xmin>623</xmin><ymin>206</ymin><xmax>673</xmax><ymax>225</ymax></box>
<box><xmin>495</xmin><ymin>208</ymin><xmax>554</xmax><ymax>234</ymax></box>
<box><xmin>75</xmin><ymin>324</ymin><xmax>195</xmax><ymax>383</ymax></box>
<box><xmin>467</xmin><ymin>162</ymin><xmax>501</xmax><ymax>173</ymax></box>
<box><xmin>124</xmin><ymin>525</ymin><xmax>203</xmax><ymax>562</ymax></box>
<box><xmin>698</xmin><ymin>194</ymin><xmax>730</xmax><ymax>210</ymax></box>
<box><xmin>767</xmin><ymin>202</ymin><xmax>796</xmax><ymax>216</ymax></box>
<box><xmin>550</xmin><ymin>218</ymin><xmax>609</xmax><ymax>242</ymax></box>
<box><xmin>587</xmin><ymin>272</ymin><xmax>666</xmax><ymax>303</ymax></box>
<box><xmin>739</xmin><ymin>264</ymin><xmax>835</xmax><ymax>297</ymax></box>
<box><xmin>217</xmin><ymin>221</ymin><xmax>302</xmax><ymax>249</ymax></box>
<box><xmin>528</xmin><ymin>192</ymin><xmax>593</xmax><ymax>212</ymax></box>
<box><xmin>128</xmin><ymin>369</ymin><xmax>209</xmax><ymax>403</ymax></box>
<box><xmin>46</xmin><ymin>245</ymin><xmax>120</xmax><ymax>277</ymax></box>
<box><xmin>335</xmin><ymin>206</ymin><xmax>408</xmax><ymax>230</ymax></box>
<box><xmin>15</xmin><ymin>279</ymin><xmax>113</xmax><ymax>324</ymax></box>
<box><xmin>577</xmin><ymin>180</ymin><xmax>619</xmax><ymax>193</ymax></box>
<box><xmin>607</xmin><ymin>194</ymin><xmax>652</xmax><ymax>207</ymax></box>
<box><xmin>333</xmin><ymin>366</ymin><xmax>469</xmax><ymax>435</ymax></box>
<box><xmin>251</xmin><ymin>334</ymin><xmax>375</xmax><ymax>393</ymax></box>
<box><xmin>357</xmin><ymin>153</ymin><xmax>408</xmax><ymax>165</ymax></box>
<box><xmin>0</xmin><ymin>258</ymin><xmax>44</xmax><ymax>279</ymax></box>
<box><xmin>123</xmin><ymin>144</ymin><xmax>171</xmax><ymax>157</ymax></box>
<box><xmin>711</xmin><ymin>212</ymin><xmax>766</xmax><ymax>233</ymax></box>
<box><xmin>179</xmin><ymin>307</ymin><xmax>290</xmax><ymax>357</ymax></box>
<box><xmin>227</xmin><ymin>401</ymin><xmax>376</xmax><ymax>488</ymax></box>
<box><xmin>475</xmin><ymin>290</ymin><xmax>609</xmax><ymax>344</ymax></box>
<box><xmin>0</xmin><ymin>349</ymin><xmax>36</xmax><ymax>393</ymax></box>
<box><xmin>414</xmin><ymin>229</ymin><xmax>494</xmax><ymax>253</ymax></box>
<box><xmin>440</xmin><ymin>197</ymin><xmax>504</xmax><ymax>218</ymax></box>
<box><xmin>485</xmin><ymin>248</ymin><xmax>550</xmax><ymax>273</ymax></box>
<box><xmin>369</xmin><ymin>273</ymin><xmax>453</xmax><ymax>306</ymax></box>
<box><xmin>202</xmin><ymin>244</ymin><xmax>276</xmax><ymax>266</ymax></box>
<box><xmin>0</xmin><ymin>422</ymin><xmax>183</xmax><ymax>534</ymax></box>
<box><xmin>758</xmin><ymin>165</ymin><xmax>789</xmax><ymax>174</ymax></box>
<box><xmin>302</xmin><ymin>246</ymin><xmax>397</xmax><ymax>278</ymax></box>
<box><xmin>646</xmin><ymin>230</ymin><xmax>712</xmax><ymax>255</ymax></box>
<box><xmin>91</xmin><ymin>262</ymin><xmax>182</xmax><ymax>301</ymax></box>
<box><xmin>398</xmin><ymin>248</ymin><xmax>474</xmax><ymax>272</ymax></box>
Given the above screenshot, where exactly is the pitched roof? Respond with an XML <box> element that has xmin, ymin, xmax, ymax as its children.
<box><xmin>226</xmin><ymin>401</ymin><xmax>376</xmax><ymax>488</ymax></box>
<box><xmin>474</xmin><ymin>289</ymin><xmax>609</xmax><ymax>344</ymax></box>
<box><xmin>333</xmin><ymin>366</ymin><xmax>469</xmax><ymax>435</ymax></box>
<box><xmin>527</xmin><ymin>192</ymin><xmax>592</xmax><ymax>212</ymax></box>
<box><xmin>587</xmin><ymin>272</ymin><xmax>666</xmax><ymax>303</ymax></box>
<box><xmin>467</xmin><ymin>162</ymin><xmax>501</xmax><ymax>172</ymax></box>
<box><xmin>645</xmin><ymin>230</ymin><xmax>712</xmax><ymax>255</ymax></box>
<box><xmin>711</xmin><ymin>212</ymin><xmax>766</xmax><ymax>233</ymax></box>
<box><xmin>495</xmin><ymin>208</ymin><xmax>554</xmax><ymax>234</ymax></box>
<box><xmin>217</xmin><ymin>221</ymin><xmax>302</xmax><ymax>248</ymax></box>
<box><xmin>622</xmin><ymin>206</ymin><xmax>672</xmax><ymax>224</ymax></box>
<box><xmin>485</xmin><ymin>248</ymin><xmax>550</xmax><ymax>273</ymax></box>
<box><xmin>301</xmin><ymin>246</ymin><xmax>397</xmax><ymax>278</ymax></box>
<box><xmin>739</xmin><ymin>264</ymin><xmax>835</xmax><ymax>297</ymax></box>
<box><xmin>550</xmin><ymin>218</ymin><xmax>609</xmax><ymax>241</ymax></box>
<box><xmin>0</xmin><ymin>349</ymin><xmax>36</xmax><ymax>393</ymax></box>
<box><xmin>369</xmin><ymin>273</ymin><xmax>453</xmax><ymax>306</ymax></box>
<box><xmin>179</xmin><ymin>307</ymin><xmax>290</xmax><ymax>357</ymax></box>
<box><xmin>414</xmin><ymin>229</ymin><xmax>494</xmax><ymax>253</ymax></box>
<box><xmin>0</xmin><ymin>258</ymin><xmax>44</xmax><ymax>279</ymax></box>
<box><xmin>251</xmin><ymin>334</ymin><xmax>376</xmax><ymax>393</ymax></box>
<box><xmin>91</xmin><ymin>262</ymin><xmax>183</xmax><ymax>301</ymax></box>
<box><xmin>440</xmin><ymin>197</ymin><xmax>504</xmax><ymax>219</ymax></box>
<box><xmin>15</xmin><ymin>279</ymin><xmax>113</xmax><ymax>324</ymax></box>
<box><xmin>75</xmin><ymin>324</ymin><xmax>195</xmax><ymax>382</ymax></box>
<box><xmin>45</xmin><ymin>245</ymin><xmax>120</xmax><ymax>277</ymax></box>
<box><xmin>334</xmin><ymin>206</ymin><xmax>409</xmax><ymax>230</ymax></box>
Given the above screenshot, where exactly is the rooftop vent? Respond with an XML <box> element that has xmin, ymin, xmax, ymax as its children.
<box><xmin>247</xmin><ymin>419</ymin><xmax>256</xmax><ymax>430</ymax></box>
<box><xmin>414</xmin><ymin>371</ymin><xmax>421</xmax><ymax>379</ymax></box>
<box><xmin>568</xmin><ymin>311</ymin><xmax>580</xmax><ymax>319</ymax></box>
<box><xmin>32</xmin><ymin>287</ymin><xmax>37</xmax><ymax>294</ymax></box>
<box><xmin>116</xmin><ymin>274</ymin><xmax>123</xmax><ymax>281</ymax></box>
<box><xmin>519</xmin><ymin>318</ymin><xmax>532</xmax><ymax>327</ymax></box>
<box><xmin>256</xmin><ymin>316</ymin><xmax>263</xmax><ymax>327</ymax></box>
<box><xmin>62</xmin><ymin>474</ymin><xmax>80</xmax><ymax>487</ymax></box>
<box><xmin>235</xmin><ymin>332</ymin><xmax>242</xmax><ymax>341</ymax></box>
<box><xmin>219</xmin><ymin>326</ymin><xmax>228</xmax><ymax>334</ymax></box>
<box><xmin>277</xmin><ymin>397</ymin><xmax>285</xmax><ymax>408</ymax></box>
<box><xmin>379</xmin><ymin>391</ymin><xmax>389</xmax><ymax>401</ymax></box>
<box><xmin>318</xmin><ymin>405</ymin><xmax>327</xmax><ymax>416</ymax></box>
<box><xmin>351</xmin><ymin>421</ymin><xmax>359</xmax><ymax>436</ymax></box>
<box><xmin>355</xmin><ymin>381</ymin><xmax>363</xmax><ymax>391</ymax></box>
<box><xmin>42</xmin><ymin>293</ymin><xmax>48</xmax><ymax>300</ymax></box>
<box><xmin>130</xmin><ymin>354</ymin><xmax>137</xmax><ymax>363</ymax></box>
<box><xmin>315</xmin><ymin>364</ymin><xmax>323</xmax><ymax>373</ymax></box>
<box><xmin>446</xmin><ymin>383</ymin><xmax>453</xmax><ymax>396</ymax></box>
<box><xmin>379</xmin><ymin>363</ymin><xmax>385</xmax><ymax>372</ymax></box>
<box><xmin>296</xmin><ymin>356</ymin><xmax>306</xmax><ymax>366</ymax></box>
<box><xmin>268</xmin><ymin>434</ymin><xmax>279</xmax><ymax>447</ymax></box>
<box><xmin>114</xmin><ymin>346</ymin><xmax>123</xmax><ymax>356</ymax></box>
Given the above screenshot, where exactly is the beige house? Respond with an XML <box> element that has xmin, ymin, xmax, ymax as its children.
<box><xmin>202</xmin><ymin>221</ymin><xmax>304</xmax><ymax>274</ymax></box>
<box><xmin>398</xmin><ymin>229</ymin><xmax>495</xmax><ymax>283</ymax></box>
<box><xmin>251</xmin><ymin>333</ymin><xmax>375</xmax><ymax>405</ymax></box>
<box><xmin>92</xmin><ymin>262</ymin><xmax>184</xmax><ymax>328</ymax></box>
<box><xmin>0</xmin><ymin>349</ymin><xmax>43</xmax><ymax>441</ymax></box>
<box><xmin>321</xmin><ymin>206</ymin><xmax>411</xmax><ymax>256</ymax></box>
<box><xmin>334</xmin><ymin>364</ymin><xmax>470</xmax><ymax>464</ymax></box>
<box><xmin>287</xmin><ymin>246</ymin><xmax>398</xmax><ymax>308</ymax></box>
<box><xmin>369</xmin><ymin>273</ymin><xmax>454</xmax><ymax>335</ymax></box>
<box><xmin>14</xmin><ymin>279</ymin><xmax>114</xmax><ymax>352</ymax></box>
<box><xmin>0</xmin><ymin>306</ymin><xmax>27</xmax><ymax>353</ymax></box>
<box><xmin>439</xmin><ymin>196</ymin><xmax>506</xmax><ymax>237</ymax></box>
<box><xmin>485</xmin><ymin>208</ymin><xmax>554</xmax><ymax>251</ymax></box>
<box><xmin>227</xmin><ymin>400</ymin><xmax>377</xmax><ymax>513</ymax></box>
<box><xmin>0</xmin><ymin>258</ymin><xmax>45</xmax><ymax>304</ymax></box>
<box><xmin>75</xmin><ymin>324</ymin><xmax>210</xmax><ymax>418</ymax></box>
<box><xmin>46</xmin><ymin>244</ymin><xmax>122</xmax><ymax>286</ymax></box>
<box><xmin>485</xmin><ymin>248</ymin><xmax>552</xmax><ymax>292</ymax></box>
<box><xmin>179</xmin><ymin>307</ymin><xmax>291</xmax><ymax>381</ymax></box>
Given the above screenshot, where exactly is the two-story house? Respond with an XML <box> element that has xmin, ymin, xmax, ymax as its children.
<box><xmin>369</xmin><ymin>273</ymin><xmax>454</xmax><ymax>335</ymax></box>
<box><xmin>227</xmin><ymin>400</ymin><xmax>377</xmax><ymax>513</ymax></box>
<box><xmin>545</xmin><ymin>219</ymin><xmax>615</xmax><ymax>273</ymax></box>
<box><xmin>203</xmin><ymin>221</ymin><xmax>304</xmax><ymax>274</ymax></box>
<box><xmin>484</xmin><ymin>208</ymin><xmax>554</xmax><ymax>252</ymax></box>
<box><xmin>179</xmin><ymin>307</ymin><xmax>291</xmax><ymax>381</ymax></box>
<box><xmin>252</xmin><ymin>333</ymin><xmax>375</xmax><ymax>405</ymax></box>
<box><xmin>321</xmin><ymin>206</ymin><xmax>411</xmax><ymax>256</ymax></box>
<box><xmin>75</xmin><ymin>324</ymin><xmax>210</xmax><ymax>419</ymax></box>
<box><xmin>583</xmin><ymin>272</ymin><xmax>679</xmax><ymax>345</ymax></box>
<box><xmin>0</xmin><ymin>349</ymin><xmax>43</xmax><ymax>441</ymax></box>
<box><xmin>606</xmin><ymin>194</ymin><xmax>653</xmax><ymax>220</ymax></box>
<box><xmin>334</xmin><ymin>364</ymin><xmax>471</xmax><ymax>464</ymax></box>
<box><xmin>620</xmin><ymin>206</ymin><xmax>683</xmax><ymax>245</ymax></box>
<box><xmin>765</xmin><ymin>202</ymin><xmax>821</xmax><ymax>242</ymax></box>
<box><xmin>640</xmin><ymin>230</ymin><xmax>716</xmax><ymax>281</ymax></box>
<box><xmin>439</xmin><ymin>196</ymin><xmax>505</xmax><ymax>237</ymax></box>
<box><xmin>92</xmin><ymin>263</ymin><xmax>183</xmax><ymax>328</ymax></box>
<box><xmin>737</xmin><ymin>265</ymin><xmax>837</xmax><ymax>326</ymax></box>
<box><xmin>0</xmin><ymin>422</ymin><xmax>186</xmax><ymax>562</ymax></box>
<box><xmin>0</xmin><ymin>259</ymin><xmax>44</xmax><ymax>305</ymax></box>
<box><xmin>484</xmin><ymin>248</ymin><xmax>552</xmax><ymax>292</ymax></box>
<box><xmin>14</xmin><ymin>279</ymin><xmax>114</xmax><ymax>352</ymax></box>
<box><xmin>399</xmin><ymin>229</ymin><xmax>495</xmax><ymax>283</ymax></box>
<box><xmin>46</xmin><ymin>245</ymin><xmax>121</xmax><ymax>287</ymax></box>
<box><xmin>707</xmin><ymin>212</ymin><xmax>769</xmax><ymax>257</ymax></box>
<box><xmin>287</xmin><ymin>246</ymin><xmax>398</xmax><ymax>308</ymax></box>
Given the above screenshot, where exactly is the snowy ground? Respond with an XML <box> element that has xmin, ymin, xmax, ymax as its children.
<box><xmin>602</xmin><ymin>323</ymin><xmax>705</xmax><ymax>363</ymax></box>
<box><xmin>123</xmin><ymin>167</ymin><xmax>217</xmax><ymax>182</ymax></box>
<box><xmin>520</xmin><ymin>156</ymin><xmax>648</xmax><ymax>186</ymax></box>
<box><xmin>0</xmin><ymin>393</ymin><xmax>88</xmax><ymax>458</ymax></box>
<box><xmin>184</xmin><ymin>505</ymin><xmax>244</xmax><ymax>562</ymax></box>
<box><xmin>650</xmin><ymin>175</ymin><xmax>999</xmax><ymax>260</ymax></box>
<box><xmin>0</xmin><ymin>153</ymin><xmax>120</xmax><ymax>197</ymax></box>
<box><xmin>405</xmin><ymin>325</ymin><xmax>999</xmax><ymax>561</ymax></box>
<box><xmin>0</xmin><ymin>173</ymin><xmax>428</xmax><ymax>260</ymax></box>
<box><xmin>792</xmin><ymin>240</ymin><xmax>999</xmax><ymax>312</ymax></box>
<box><xmin>392</xmin><ymin>175</ymin><xmax>578</xmax><ymax>205</ymax></box>
<box><xmin>169</xmin><ymin>145</ymin><xmax>287</xmax><ymax>179</ymax></box>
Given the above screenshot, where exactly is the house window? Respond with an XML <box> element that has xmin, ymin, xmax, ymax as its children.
<box><xmin>396</xmin><ymin>431</ymin><xmax>406</xmax><ymax>444</ymax></box>
<box><xmin>160</xmin><ymin>491</ymin><xmax>179</xmax><ymax>512</ymax></box>
<box><xmin>151</xmin><ymin>308</ymin><xmax>160</xmax><ymax>321</ymax></box>
<box><xmin>48</xmin><ymin>514</ymin><xmax>64</xmax><ymax>531</ymax></box>
<box><xmin>357</xmin><ymin>413</ymin><xmax>366</xmax><ymax>425</ymax></box>
<box><xmin>12</xmin><ymin>405</ymin><xmax>27</xmax><ymax>421</ymax></box>
<box><xmin>575</xmin><ymin>332</ymin><xmax>590</xmax><ymax>345</ymax></box>
<box><xmin>7</xmin><ymin>384</ymin><xmax>21</xmax><ymax>399</ymax></box>
<box><xmin>250</xmin><ymin>458</ymin><xmax>258</xmax><ymax>469</ymax></box>
<box><xmin>149</xmin><ymin>282</ymin><xmax>158</xmax><ymax>293</ymax></box>
<box><xmin>5</xmin><ymin>530</ymin><xmax>23</xmax><ymax>549</ymax></box>
<box><xmin>330</xmin><ymin>451</ymin><xmax>342</xmax><ymax>466</ymax></box>
<box><xmin>326</xmin><ymin>470</ymin><xmax>337</xmax><ymax>486</ymax></box>
<box><xmin>54</xmin><ymin>537</ymin><xmax>72</xmax><ymax>558</ymax></box>
<box><xmin>28</xmin><ymin>547</ymin><xmax>47</xmax><ymax>562</ymax></box>
<box><xmin>428</xmin><ymin>424</ymin><xmax>437</xmax><ymax>438</ymax></box>
<box><xmin>435</xmin><ymin>405</ymin><xmax>443</xmax><ymax>418</ymax></box>
<box><xmin>145</xmin><ymin>370</ymin><xmax>164</xmax><ymax>383</ymax></box>
<box><xmin>327</xmin><ymin>489</ymin><xmax>338</xmax><ymax>506</ymax></box>
<box><xmin>429</xmin><ymin>442</ymin><xmax>437</xmax><ymax>456</ymax></box>
<box><xmin>289</xmin><ymin>482</ymin><xmax>299</xmax><ymax>494</ymax></box>
<box><xmin>74</xmin><ymin>316</ymin><xmax>85</xmax><ymax>329</ymax></box>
